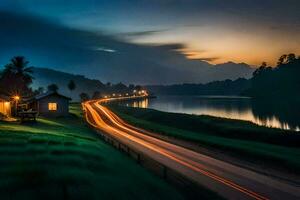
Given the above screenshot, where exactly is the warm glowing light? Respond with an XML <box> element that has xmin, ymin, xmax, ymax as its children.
<box><xmin>82</xmin><ymin>98</ymin><xmax>273</xmax><ymax>200</ymax></box>
<box><xmin>112</xmin><ymin>93</ymin><xmax>115</xmax><ymax>97</ymax></box>
<box><xmin>48</xmin><ymin>102</ymin><xmax>57</xmax><ymax>111</ymax></box>
<box><xmin>133</xmin><ymin>90</ymin><xmax>137</xmax><ymax>93</ymax></box>
<box><xmin>13</xmin><ymin>96</ymin><xmax>20</xmax><ymax>101</ymax></box>
<box><xmin>126</xmin><ymin>93</ymin><xmax>129</xmax><ymax>96</ymax></box>
<box><xmin>119</xmin><ymin>94</ymin><xmax>122</xmax><ymax>97</ymax></box>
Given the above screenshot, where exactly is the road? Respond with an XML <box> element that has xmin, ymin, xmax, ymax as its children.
<box><xmin>83</xmin><ymin>97</ymin><xmax>300</xmax><ymax>200</ymax></box>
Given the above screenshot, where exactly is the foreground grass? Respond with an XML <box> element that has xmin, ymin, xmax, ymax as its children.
<box><xmin>109</xmin><ymin>105</ymin><xmax>300</xmax><ymax>173</ymax></box>
<box><xmin>0</xmin><ymin>105</ymin><xmax>185</xmax><ymax>200</ymax></box>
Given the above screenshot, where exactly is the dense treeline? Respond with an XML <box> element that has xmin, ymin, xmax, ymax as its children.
<box><xmin>147</xmin><ymin>53</ymin><xmax>300</xmax><ymax>99</ymax></box>
<box><xmin>147</xmin><ymin>78</ymin><xmax>250</xmax><ymax>96</ymax></box>
<box><xmin>245</xmin><ymin>53</ymin><xmax>300</xmax><ymax>99</ymax></box>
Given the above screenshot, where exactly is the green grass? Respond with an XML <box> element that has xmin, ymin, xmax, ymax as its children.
<box><xmin>0</xmin><ymin>105</ymin><xmax>186</xmax><ymax>200</ymax></box>
<box><xmin>69</xmin><ymin>102</ymin><xmax>83</xmax><ymax>117</ymax></box>
<box><xmin>109</xmin><ymin>105</ymin><xmax>300</xmax><ymax>173</ymax></box>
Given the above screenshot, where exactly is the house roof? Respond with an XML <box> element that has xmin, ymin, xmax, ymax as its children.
<box><xmin>0</xmin><ymin>94</ymin><xmax>10</xmax><ymax>101</ymax></box>
<box><xmin>34</xmin><ymin>91</ymin><xmax>72</xmax><ymax>101</ymax></box>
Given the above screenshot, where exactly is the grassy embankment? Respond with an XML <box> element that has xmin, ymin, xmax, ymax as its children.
<box><xmin>0</xmin><ymin>103</ymin><xmax>187</xmax><ymax>200</ymax></box>
<box><xmin>109</xmin><ymin>105</ymin><xmax>300</xmax><ymax>173</ymax></box>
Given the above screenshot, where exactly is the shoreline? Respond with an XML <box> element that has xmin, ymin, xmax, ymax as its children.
<box><xmin>118</xmin><ymin>95</ymin><xmax>300</xmax><ymax>132</ymax></box>
<box><xmin>108</xmin><ymin>104</ymin><xmax>300</xmax><ymax>178</ymax></box>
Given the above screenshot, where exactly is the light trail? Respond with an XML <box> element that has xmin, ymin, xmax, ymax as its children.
<box><xmin>83</xmin><ymin>97</ymin><xmax>300</xmax><ymax>200</ymax></box>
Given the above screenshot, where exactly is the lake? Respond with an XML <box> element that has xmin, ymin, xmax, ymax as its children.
<box><xmin>122</xmin><ymin>95</ymin><xmax>300</xmax><ymax>131</ymax></box>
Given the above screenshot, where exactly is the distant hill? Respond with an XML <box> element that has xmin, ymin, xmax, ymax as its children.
<box><xmin>31</xmin><ymin>67</ymin><xmax>252</xmax><ymax>100</ymax></box>
<box><xmin>146</xmin><ymin>78</ymin><xmax>251</xmax><ymax>96</ymax></box>
<box><xmin>32</xmin><ymin>67</ymin><xmax>107</xmax><ymax>101</ymax></box>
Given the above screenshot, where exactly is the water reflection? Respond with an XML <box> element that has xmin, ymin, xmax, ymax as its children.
<box><xmin>123</xmin><ymin>96</ymin><xmax>300</xmax><ymax>131</ymax></box>
<box><xmin>132</xmin><ymin>98</ymin><xmax>149</xmax><ymax>108</ymax></box>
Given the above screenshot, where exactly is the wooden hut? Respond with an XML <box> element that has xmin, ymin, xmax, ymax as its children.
<box><xmin>28</xmin><ymin>92</ymin><xmax>71</xmax><ymax>117</ymax></box>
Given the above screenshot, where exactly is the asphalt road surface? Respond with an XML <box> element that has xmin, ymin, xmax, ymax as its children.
<box><xmin>83</xmin><ymin>97</ymin><xmax>300</xmax><ymax>200</ymax></box>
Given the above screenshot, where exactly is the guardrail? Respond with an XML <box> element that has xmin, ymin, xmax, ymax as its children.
<box><xmin>83</xmin><ymin>111</ymin><xmax>213</xmax><ymax>199</ymax></box>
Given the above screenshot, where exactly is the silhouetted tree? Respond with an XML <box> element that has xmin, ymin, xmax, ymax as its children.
<box><xmin>247</xmin><ymin>53</ymin><xmax>300</xmax><ymax>99</ymax></box>
<box><xmin>68</xmin><ymin>80</ymin><xmax>76</xmax><ymax>92</ymax></box>
<box><xmin>0</xmin><ymin>56</ymin><xmax>34</xmax><ymax>96</ymax></box>
<box><xmin>287</xmin><ymin>53</ymin><xmax>296</xmax><ymax>64</ymax></box>
<box><xmin>47</xmin><ymin>84</ymin><xmax>59</xmax><ymax>92</ymax></box>
<box><xmin>79</xmin><ymin>93</ymin><xmax>90</xmax><ymax>102</ymax></box>
<box><xmin>92</xmin><ymin>91</ymin><xmax>101</xmax><ymax>99</ymax></box>
<box><xmin>277</xmin><ymin>54</ymin><xmax>287</xmax><ymax>65</ymax></box>
<box><xmin>37</xmin><ymin>87</ymin><xmax>44</xmax><ymax>94</ymax></box>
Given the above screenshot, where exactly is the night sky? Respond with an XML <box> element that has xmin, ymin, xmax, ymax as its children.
<box><xmin>0</xmin><ymin>0</ymin><xmax>300</xmax><ymax>84</ymax></box>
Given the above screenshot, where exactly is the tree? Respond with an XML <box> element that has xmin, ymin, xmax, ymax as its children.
<box><xmin>47</xmin><ymin>84</ymin><xmax>59</xmax><ymax>92</ymax></box>
<box><xmin>37</xmin><ymin>87</ymin><xmax>44</xmax><ymax>94</ymax></box>
<box><xmin>68</xmin><ymin>80</ymin><xmax>76</xmax><ymax>92</ymax></box>
<box><xmin>92</xmin><ymin>91</ymin><xmax>101</xmax><ymax>99</ymax></box>
<box><xmin>79</xmin><ymin>93</ymin><xmax>90</xmax><ymax>102</ymax></box>
<box><xmin>287</xmin><ymin>53</ymin><xmax>296</xmax><ymax>64</ymax></box>
<box><xmin>253</xmin><ymin>62</ymin><xmax>270</xmax><ymax>77</ymax></box>
<box><xmin>277</xmin><ymin>54</ymin><xmax>287</xmax><ymax>65</ymax></box>
<box><xmin>248</xmin><ymin>53</ymin><xmax>300</xmax><ymax>99</ymax></box>
<box><xmin>0</xmin><ymin>56</ymin><xmax>34</xmax><ymax>96</ymax></box>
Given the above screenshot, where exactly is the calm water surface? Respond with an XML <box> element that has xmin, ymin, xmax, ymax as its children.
<box><xmin>123</xmin><ymin>95</ymin><xmax>300</xmax><ymax>131</ymax></box>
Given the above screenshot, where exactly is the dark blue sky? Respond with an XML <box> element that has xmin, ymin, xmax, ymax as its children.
<box><xmin>2</xmin><ymin>0</ymin><xmax>299</xmax><ymax>65</ymax></box>
<box><xmin>0</xmin><ymin>0</ymin><xmax>300</xmax><ymax>64</ymax></box>
<box><xmin>0</xmin><ymin>0</ymin><xmax>299</xmax><ymax>84</ymax></box>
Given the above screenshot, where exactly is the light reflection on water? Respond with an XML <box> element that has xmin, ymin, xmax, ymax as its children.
<box><xmin>123</xmin><ymin>96</ymin><xmax>300</xmax><ymax>132</ymax></box>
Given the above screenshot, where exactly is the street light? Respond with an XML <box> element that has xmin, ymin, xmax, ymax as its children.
<box><xmin>14</xmin><ymin>96</ymin><xmax>20</xmax><ymax>101</ymax></box>
<box><xmin>13</xmin><ymin>95</ymin><xmax>20</xmax><ymax>116</ymax></box>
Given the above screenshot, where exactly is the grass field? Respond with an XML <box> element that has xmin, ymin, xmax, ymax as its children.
<box><xmin>0</xmin><ymin>103</ymin><xmax>185</xmax><ymax>200</ymax></box>
<box><xmin>109</xmin><ymin>105</ymin><xmax>300</xmax><ymax>173</ymax></box>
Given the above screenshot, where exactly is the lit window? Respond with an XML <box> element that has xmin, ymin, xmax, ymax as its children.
<box><xmin>48</xmin><ymin>103</ymin><xmax>57</xmax><ymax>111</ymax></box>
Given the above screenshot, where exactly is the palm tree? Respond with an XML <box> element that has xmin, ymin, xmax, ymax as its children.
<box><xmin>0</xmin><ymin>56</ymin><xmax>34</xmax><ymax>96</ymax></box>
<box><xmin>47</xmin><ymin>84</ymin><xmax>59</xmax><ymax>92</ymax></box>
<box><xmin>10</xmin><ymin>56</ymin><xmax>33</xmax><ymax>76</ymax></box>
<box><xmin>68</xmin><ymin>80</ymin><xmax>76</xmax><ymax>93</ymax></box>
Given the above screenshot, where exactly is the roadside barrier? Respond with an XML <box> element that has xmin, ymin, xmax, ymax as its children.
<box><xmin>82</xmin><ymin>110</ymin><xmax>213</xmax><ymax>199</ymax></box>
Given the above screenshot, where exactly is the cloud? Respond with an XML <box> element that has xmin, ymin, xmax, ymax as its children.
<box><xmin>152</xmin><ymin>43</ymin><xmax>185</xmax><ymax>50</ymax></box>
<box><xmin>120</xmin><ymin>29</ymin><xmax>168</xmax><ymax>37</ymax></box>
<box><xmin>0</xmin><ymin>11</ymin><xmax>254</xmax><ymax>84</ymax></box>
<box><xmin>191</xmin><ymin>57</ymin><xmax>220</xmax><ymax>62</ymax></box>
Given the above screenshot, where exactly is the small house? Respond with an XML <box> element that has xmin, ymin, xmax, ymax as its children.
<box><xmin>0</xmin><ymin>95</ymin><xmax>11</xmax><ymax>117</ymax></box>
<box><xmin>28</xmin><ymin>91</ymin><xmax>71</xmax><ymax>117</ymax></box>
